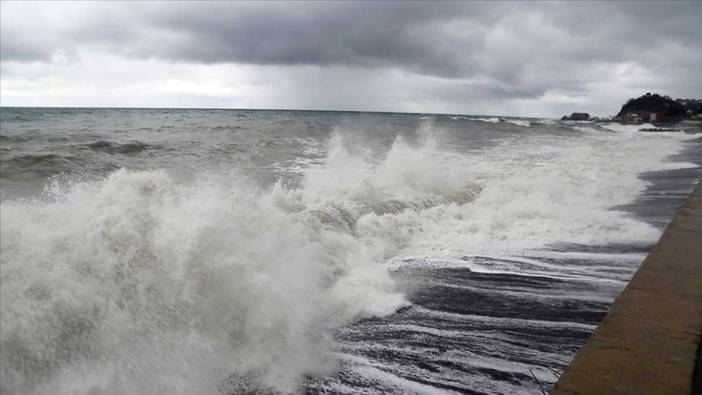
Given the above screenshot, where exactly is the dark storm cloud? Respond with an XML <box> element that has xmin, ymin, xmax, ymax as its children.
<box><xmin>42</xmin><ymin>2</ymin><xmax>497</xmax><ymax>78</ymax></box>
<box><xmin>1</xmin><ymin>1</ymin><xmax>701</xmax><ymax>107</ymax></box>
<box><xmin>144</xmin><ymin>2</ymin><xmax>499</xmax><ymax>77</ymax></box>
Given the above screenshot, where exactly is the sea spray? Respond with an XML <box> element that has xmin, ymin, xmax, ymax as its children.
<box><xmin>0</xmin><ymin>169</ymin><xmax>407</xmax><ymax>394</ymax></box>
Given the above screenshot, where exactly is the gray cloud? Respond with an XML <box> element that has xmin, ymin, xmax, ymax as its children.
<box><xmin>1</xmin><ymin>1</ymin><xmax>701</xmax><ymax>113</ymax></box>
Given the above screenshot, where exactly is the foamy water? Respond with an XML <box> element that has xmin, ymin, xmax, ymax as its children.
<box><xmin>1</xmin><ymin>108</ymin><xmax>699</xmax><ymax>394</ymax></box>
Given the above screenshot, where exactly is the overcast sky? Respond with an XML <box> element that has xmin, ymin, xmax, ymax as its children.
<box><xmin>1</xmin><ymin>1</ymin><xmax>700</xmax><ymax>117</ymax></box>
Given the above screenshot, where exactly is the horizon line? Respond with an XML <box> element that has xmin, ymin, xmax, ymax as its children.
<box><xmin>0</xmin><ymin>105</ymin><xmax>569</xmax><ymax>119</ymax></box>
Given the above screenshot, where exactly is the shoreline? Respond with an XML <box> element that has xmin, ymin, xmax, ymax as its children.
<box><xmin>552</xmin><ymin>180</ymin><xmax>702</xmax><ymax>394</ymax></box>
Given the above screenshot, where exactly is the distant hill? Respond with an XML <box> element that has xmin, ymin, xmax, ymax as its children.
<box><xmin>614</xmin><ymin>93</ymin><xmax>702</xmax><ymax>123</ymax></box>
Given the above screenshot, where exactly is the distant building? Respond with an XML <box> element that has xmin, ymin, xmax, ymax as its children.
<box><xmin>623</xmin><ymin>113</ymin><xmax>642</xmax><ymax>123</ymax></box>
<box><xmin>564</xmin><ymin>112</ymin><xmax>590</xmax><ymax>121</ymax></box>
<box><xmin>649</xmin><ymin>112</ymin><xmax>659</xmax><ymax>122</ymax></box>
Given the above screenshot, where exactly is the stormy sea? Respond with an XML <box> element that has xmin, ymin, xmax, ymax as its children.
<box><xmin>1</xmin><ymin>108</ymin><xmax>700</xmax><ymax>395</ymax></box>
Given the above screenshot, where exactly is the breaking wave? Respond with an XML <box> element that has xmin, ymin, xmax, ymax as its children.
<box><xmin>0</xmin><ymin>168</ymin><xmax>408</xmax><ymax>394</ymax></box>
<box><xmin>0</xmin><ymin>131</ymin><xmax>478</xmax><ymax>394</ymax></box>
<box><xmin>465</xmin><ymin>117</ymin><xmax>530</xmax><ymax>127</ymax></box>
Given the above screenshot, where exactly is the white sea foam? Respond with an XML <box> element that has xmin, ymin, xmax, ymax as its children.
<box><xmin>465</xmin><ymin>117</ymin><xmax>529</xmax><ymax>127</ymax></box>
<box><xmin>348</xmin><ymin>127</ymin><xmax>694</xmax><ymax>258</ymax></box>
<box><xmin>599</xmin><ymin>122</ymin><xmax>654</xmax><ymax>133</ymax></box>
<box><xmin>504</xmin><ymin>119</ymin><xmax>530</xmax><ymax>127</ymax></box>
<box><xmin>535</xmin><ymin>118</ymin><xmax>557</xmax><ymax>125</ymax></box>
<box><xmin>470</xmin><ymin>117</ymin><xmax>501</xmax><ymax>123</ymax></box>
<box><xmin>280</xmin><ymin>126</ymin><xmax>692</xmax><ymax>271</ymax></box>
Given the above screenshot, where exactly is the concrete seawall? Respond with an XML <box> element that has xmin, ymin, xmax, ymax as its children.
<box><xmin>552</xmin><ymin>181</ymin><xmax>702</xmax><ymax>395</ymax></box>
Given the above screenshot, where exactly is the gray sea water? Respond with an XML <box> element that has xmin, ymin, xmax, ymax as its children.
<box><xmin>1</xmin><ymin>107</ymin><xmax>700</xmax><ymax>394</ymax></box>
